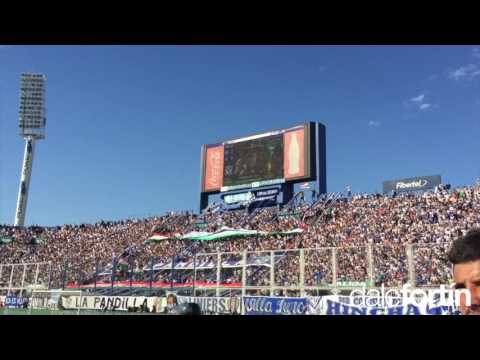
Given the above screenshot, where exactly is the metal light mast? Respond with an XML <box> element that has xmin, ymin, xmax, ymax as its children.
<box><xmin>14</xmin><ymin>73</ymin><xmax>47</xmax><ymax>227</ymax></box>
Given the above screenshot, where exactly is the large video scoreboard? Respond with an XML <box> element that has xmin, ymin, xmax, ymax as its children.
<box><xmin>201</xmin><ymin>122</ymin><xmax>318</xmax><ymax>194</ymax></box>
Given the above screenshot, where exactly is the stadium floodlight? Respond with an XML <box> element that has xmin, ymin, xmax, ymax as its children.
<box><xmin>14</xmin><ymin>73</ymin><xmax>47</xmax><ymax>227</ymax></box>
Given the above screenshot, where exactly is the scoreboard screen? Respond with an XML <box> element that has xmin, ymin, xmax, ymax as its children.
<box><xmin>201</xmin><ymin>123</ymin><xmax>316</xmax><ymax>193</ymax></box>
<box><xmin>223</xmin><ymin>134</ymin><xmax>284</xmax><ymax>187</ymax></box>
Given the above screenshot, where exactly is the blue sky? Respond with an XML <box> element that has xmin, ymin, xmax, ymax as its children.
<box><xmin>1</xmin><ymin>45</ymin><xmax>479</xmax><ymax>226</ymax></box>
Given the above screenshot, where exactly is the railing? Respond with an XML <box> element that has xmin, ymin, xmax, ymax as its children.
<box><xmin>302</xmin><ymin>192</ymin><xmax>342</xmax><ymax>225</ymax></box>
<box><xmin>180</xmin><ymin>242</ymin><xmax>453</xmax><ymax>296</ymax></box>
<box><xmin>3</xmin><ymin>242</ymin><xmax>453</xmax><ymax>297</ymax></box>
<box><xmin>0</xmin><ymin>262</ymin><xmax>52</xmax><ymax>296</ymax></box>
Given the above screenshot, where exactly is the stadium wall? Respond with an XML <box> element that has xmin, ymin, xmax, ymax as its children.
<box><xmin>60</xmin><ymin>295</ymin><xmax>165</xmax><ymax>312</ymax></box>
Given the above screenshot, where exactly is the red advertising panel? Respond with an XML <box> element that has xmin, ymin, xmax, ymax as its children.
<box><xmin>283</xmin><ymin>128</ymin><xmax>305</xmax><ymax>180</ymax></box>
<box><xmin>203</xmin><ymin>146</ymin><xmax>224</xmax><ymax>192</ymax></box>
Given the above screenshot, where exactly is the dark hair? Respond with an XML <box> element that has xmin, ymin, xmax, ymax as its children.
<box><xmin>448</xmin><ymin>228</ymin><xmax>480</xmax><ymax>265</ymax></box>
<box><xmin>167</xmin><ymin>294</ymin><xmax>178</xmax><ymax>304</ymax></box>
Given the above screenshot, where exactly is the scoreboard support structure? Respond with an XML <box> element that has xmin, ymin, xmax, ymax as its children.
<box><xmin>281</xmin><ymin>183</ymin><xmax>294</xmax><ymax>205</ymax></box>
<box><xmin>199</xmin><ymin>122</ymin><xmax>326</xmax><ymax>212</ymax></box>
<box><xmin>200</xmin><ymin>192</ymin><xmax>209</xmax><ymax>212</ymax></box>
<box><xmin>316</xmin><ymin>122</ymin><xmax>327</xmax><ymax>195</ymax></box>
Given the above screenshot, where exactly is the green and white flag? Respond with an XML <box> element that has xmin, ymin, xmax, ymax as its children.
<box><xmin>180</xmin><ymin>227</ymin><xmax>304</xmax><ymax>241</ymax></box>
<box><xmin>0</xmin><ymin>237</ymin><xmax>13</xmax><ymax>245</ymax></box>
<box><xmin>144</xmin><ymin>227</ymin><xmax>304</xmax><ymax>243</ymax></box>
<box><xmin>144</xmin><ymin>233</ymin><xmax>171</xmax><ymax>244</ymax></box>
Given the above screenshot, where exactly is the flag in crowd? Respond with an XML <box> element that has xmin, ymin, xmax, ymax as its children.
<box><xmin>299</xmin><ymin>182</ymin><xmax>310</xmax><ymax>190</ymax></box>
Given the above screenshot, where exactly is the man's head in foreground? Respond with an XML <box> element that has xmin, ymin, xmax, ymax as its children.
<box><xmin>448</xmin><ymin>228</ymin><xmax>480</xmax><ymax>315</ymax></box>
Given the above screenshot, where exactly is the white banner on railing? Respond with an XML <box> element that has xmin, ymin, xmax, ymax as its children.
<box><xmin>176</xmin><ymin>296</ymin><xmax>241</xmax><ymax>314</ymax></box>
<box><xmin>60</xmin><ymin>296</ymin><xmax>165</xmax><ymax>312</ymax></box>
<box><xmin>306</xmin><ymin>296</ymin><xmax>457</xmax><ymax>315</ymax></box>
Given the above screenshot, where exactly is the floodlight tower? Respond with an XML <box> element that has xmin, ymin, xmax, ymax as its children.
<box><xmin>14</xmin><ymin>73</ymin><xmax>47</xmax><ymax>227</ymax></box>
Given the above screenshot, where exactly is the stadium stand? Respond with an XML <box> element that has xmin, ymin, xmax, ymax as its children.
<box><xmin>1</xmin><ymin>182</ymin><xmax>479</xmax><ymax>294</ymax></box>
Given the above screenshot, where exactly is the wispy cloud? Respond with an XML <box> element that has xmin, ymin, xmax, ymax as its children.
<box><xmin>368</xmin><ymin>120</ymin><xmax>381</xmax><ymax>127</ymax></box>
<box><xmin>406</xmin><ymin>93</ymin><xmax>434</xmax><ymax>111</ymax></box>
<box><xmin>449</xmin><ymin>64</ymin><xmax>480</xmax><ymax>81</ymax></box>
<box><xmin>410</xmin><ymin>94</ymin><xmax>425</xmax><ymax>103</ymax></box>
<box><xmin>428</xmin><ymin>74</ymin><xmax>439</xmax><ymax>80</ymax></box>
<box><xmin>318</xmin><ymin>65</ymin><xmax>328</xmax><ymax>72</ymax></box>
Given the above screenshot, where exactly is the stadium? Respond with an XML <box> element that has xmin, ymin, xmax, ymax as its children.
<box><xmin>1</xmin><ymin>49</ymin><xmax>480</xmax><ymax>315</ymax></box>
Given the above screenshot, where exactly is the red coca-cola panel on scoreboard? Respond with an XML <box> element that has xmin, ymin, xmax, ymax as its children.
<box><xmin>203</xmin><ymin>145</ymin><xmax>224</xmax><ymax>192</ymax></box>
<box><xmin>283</xmin><ymin>129</ymin><xmax>305</xmax><ymax>180</ymax></box>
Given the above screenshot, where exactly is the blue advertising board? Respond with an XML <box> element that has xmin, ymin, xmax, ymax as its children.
<box><xmin>5</xmin><ymin>295</ymin><xmax>26</xmax><ymax>309</ymax></box>
<box><xmin>243</xmin><ymin>296</ymin><xmax>306</xmax><ymax>315</ymax></box>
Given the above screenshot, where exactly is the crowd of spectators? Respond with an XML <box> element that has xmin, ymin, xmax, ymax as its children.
<box><xmin>1</xmin><ymin>181</ymin><xmax>479</xmax><ymax>290</ymax></box>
